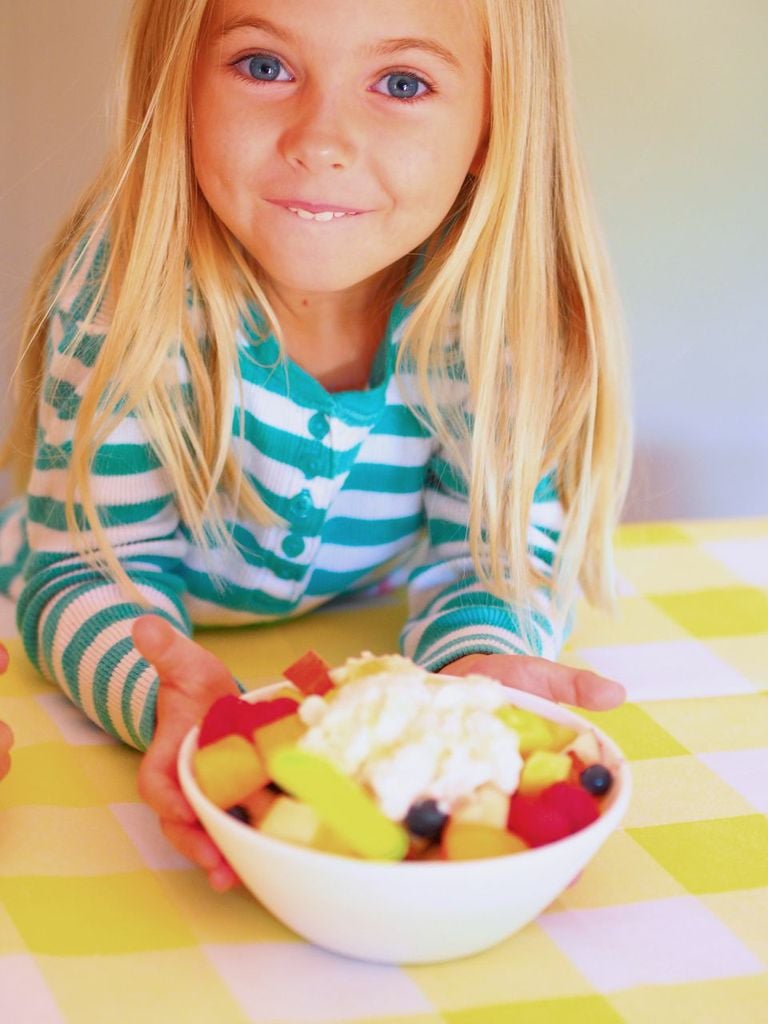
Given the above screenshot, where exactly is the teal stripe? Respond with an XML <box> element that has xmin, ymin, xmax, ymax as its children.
<box><xmin>343</xmin><ymin>462</ymin><xmax>426</xmax><ymax>493</ymax></box>
<box><xmin>306</xmin><ymin>565</ymin><xmax>388</xmax><ymax>596</ymax></box>
<box><xmin>530</xmin><ymin>544</ymin><xmax>556</xmax><ymax>568</ymax></box>
<box><xmin>535</xmin><ymin>525</ymin><xmax>561</xmax><ymax>544</ymax></box>
<box><xmin>428</xmin><ymin>517</ymin><xmax>469</xmax><ymax>545</ymax></box>
<box><xmin>93</xmin><ymin>636</ymin><xmax>137</xmax><ymax>744</ymax></box>
<box><xmin>121</xmin><ymin>650</ymin><xmax>149</xmax><ymax>749</ymax></box>
<box><xmin>413</xmin><ymin>605</ymin><xmax>544</xmax><ymax>661</ymax></box>
<box><xmin>91</xmin><ymin>443</ymin><xmax>162</xmax><ymax>475</ymax></box>
<box><xmin>322</xmin><ymin>514</ymin><xmax>422</xmax><ymax>546</ymax></box>
<box><xmin>372</xmin><ymin>404</ymin><xmax>429</xmax><ymax>438</ymax></box>
<box><xmin>414</xmin><ymin>632</ymin><xmax>528</xmax><ymax>671</ymax></box>
<box><xmin>28</xmin><ymin>494</ymin><xmax>172</xmax><ymax>532</ymax></box>
<box><xmin>427</xmin><ymin>458</ymin><xmax>467</xmax><ymax>496</ymax></box>
<box><xmin>62</xmin><ymin>603</ymin><xmax>146</xmax><ymax>739</ymax></box>
<box><xmin>44</xmin><ymin>378</ymin><xmax>80</xmax><ymax>420</ymax></box>
<box><xmin>534</xmin><ymin>471</ymin><xmax>559</xmax><ymax>502</ymax></box>
<box><xmin>183</xmin><ymin>568</ymin><xmax>299</xmax><ymax>616</ymax></box>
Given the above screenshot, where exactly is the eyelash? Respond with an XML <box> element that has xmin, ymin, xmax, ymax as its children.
<box><xmin>230</xmin><ymin>52</ymin><xmax>435</xmax><ymax>105</ymax></box>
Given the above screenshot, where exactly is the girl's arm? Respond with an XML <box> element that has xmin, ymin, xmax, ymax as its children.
<box><xmin>403</xmin><ymin>452</ymin><xmax>623</xmax><ymax>708</ymax></box>
<box><xmin>17</xmin><ymin>241</ymin><xmax>193</xmax><ymax>750</ymax></box>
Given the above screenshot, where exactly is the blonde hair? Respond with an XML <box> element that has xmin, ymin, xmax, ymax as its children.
<box><xmin>2</xmin><ymin>0</ymin><xmax>631</xmax><ymax>623</ymax></box>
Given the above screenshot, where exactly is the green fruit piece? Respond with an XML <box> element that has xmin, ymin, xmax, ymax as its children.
<box><xmin>517</xmin><ymin>750</ymin><xmax>572</xmax><ymax>795</ymax></box>
<box><xmin>193</xmin><ymin>735</ymin><xmax>268</xmax><ymax>808</ymax></box>
<box><xmin>496</xmin><ymin>705</ymin><xmax>554</xmax><ymax>756</ymax></box>
<box><xmin>268</xmin><ymin>746</ymin><xmax>408</xmax><ymax>861</ymax></box>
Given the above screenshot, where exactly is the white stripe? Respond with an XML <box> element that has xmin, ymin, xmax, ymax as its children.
<box><xmin>26</xmin><ymin>508</ymin><xmax>181</xmax><ymax>554</ymax></box>
<box><xmin>239</xmin><ymin>376</ymin><xmax>371</xmax><ymax>447</ymax></box>
<box><xmin>407</xmin><ymin>625</ymin><xmax>530</xmax><ymax>665</ymax></box>
<box><xmin>40</xmin><ymin>580</ymin><xmax>184</xmax><ymax>742</ymax></box>
<box><xmin>313</xmin><ymin>535</ymin><xmax>418</xmax><ymax>574</ymax></box>
<box><xmin>28</xmin><ymin>465</ymin><xmax>173</xmax><ymax>506</ymax></box>
<box><xmin>326</xmin><ymin>487</ymin><xmax>422</xmax><ymax>521</ymax></box>
<box><xmin>355</xmin><ymin>432</ymin><xmax>434</xmax><ymax>467</ymax></box>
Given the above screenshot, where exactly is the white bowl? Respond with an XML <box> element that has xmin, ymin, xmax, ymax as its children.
<box><xmin>178</xmin><ymin>682</ymin><xmax>631</xmax><ymax>964</ymax></box>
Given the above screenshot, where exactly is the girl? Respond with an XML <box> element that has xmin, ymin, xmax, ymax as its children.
<box><xmin>0</xmin><ymin>0</ymin><xmax>631</xmax><ymax>888</ymax></box>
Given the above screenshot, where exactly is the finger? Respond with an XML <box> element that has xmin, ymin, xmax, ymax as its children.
<box><xmin>132</xmin><ymin>616</ymin><xmax>234</xmax><ymax>696</ymax></box>
<box><xmin>138</xmin><ymin>743</ymin><xmax>197</xmax><ymax>825</ymax></box>
<box><xmin>450</xmin><ymin>654</ymin><xmax>625</xmax><ymax>710</ymax></box>
<box><xmin>519</xmin><ymin>659</ymin><xmax>625</xmax><ymax>710</ymax></box>
<box><xmin>0</xmin><ymin>644</ymin><xmax>9</xmax><ymax>674</ymax></box>
<box><xmin>161</xmin><ymin>819</ymin><xmax>239</xmax><ymax>891</ymax></box>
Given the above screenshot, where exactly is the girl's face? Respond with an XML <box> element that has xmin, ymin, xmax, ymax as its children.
<box><xmin>191</xmin><ymin>0</ymin><xmax>488</xmax><ymax>302</ymax></box>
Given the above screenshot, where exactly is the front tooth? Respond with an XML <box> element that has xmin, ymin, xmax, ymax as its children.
<box><xmin>296</xmin><ymin>208</ymin><xmax>315</xmax><ymax>220</ymax></box>
<box><xmin>314</xmin><ymin>211</ymin><xmax>336</xmax><ymax>222</ymax></box>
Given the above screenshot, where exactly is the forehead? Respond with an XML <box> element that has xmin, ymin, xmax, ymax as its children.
<box><xmin>201</xmin><ymin>0</ymin><xmax>485</xmax><ymax>55</ymax></box>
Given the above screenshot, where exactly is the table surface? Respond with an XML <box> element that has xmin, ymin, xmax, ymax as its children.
<box><xmin>1</xmin><ymin>518</ymin><xmax>767</xmax><ymax>1024</ymax></box>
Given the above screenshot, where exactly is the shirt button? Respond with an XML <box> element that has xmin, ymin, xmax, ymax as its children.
<box><xmin>305</xmin><ymin>457</ymin><xmax>322</xmax><ymax>479</ymax></box>
<box><xmin>291</xmin><ymin>489</ymin><xmax>313</xmax><ymax>520</ymax></box>
<box><xmin>281</xmin><ymin>534</ymin><xmax>305</xmax><ymax>558</ymax></box>
<box><xmin>308</xmin><ymin>412</ymin><xmax>330</xmax><ymax>440</ymax></box>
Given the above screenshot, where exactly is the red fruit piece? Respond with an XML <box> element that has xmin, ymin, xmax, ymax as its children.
<box><xmin>199</xmin><ymin>695</ymin><xmax>244</xmax><ymax>748</ymax></box>
<box><xmin>198</xmin><ymin>695</ymin><xmax>298</xmax><ymax>748</ymax></box>
<box><xmin>282</xmin><ymin>650</ymin><xmax>335</xmax><ymax>696</ymax></box>
<box><xmin>507</xmin><ymin>781</ymin><xmax>599</xmax><ymax>847</ymax></box>
<box><xmin>242</xmin><ymin>697</ymin><xmax>300</xmax><ymax>732</ymax></box>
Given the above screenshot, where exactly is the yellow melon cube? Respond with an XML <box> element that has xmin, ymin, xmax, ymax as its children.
<box><xmin>193</xmin><ymin>735</ymin><xmax>268</xmax><ymax>808</ymax></box>
<box><xmin>442</xmin><ymin>821</ymin><xmax>528</xmax><ymax>860</ymax></box>
<box><xmin>517</xmin><ymin>750</ymin><xmax>572</xmax><ymax>795</ymax></box>
<box><xmin>452</xmin><ymin>785</ymin><xmax>510</xmax><ymax>829</ymax></box>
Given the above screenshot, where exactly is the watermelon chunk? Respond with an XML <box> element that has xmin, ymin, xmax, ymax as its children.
<box><xmin>282</xmin><ymin>650</ymin><xmax>335</xmax><ymax>696</ymax></box>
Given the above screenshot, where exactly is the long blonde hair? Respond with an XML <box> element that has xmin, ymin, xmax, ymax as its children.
<box><xmin>2</xmin><ymin>0</ymin><xmax>631</xmax><ymax>620</ymax></box>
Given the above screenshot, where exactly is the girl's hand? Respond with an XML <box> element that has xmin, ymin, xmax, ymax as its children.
<box><xmin>132</xmin><ymin>616</ymin><xmax>241</xmax><ymax>891</ymax></box>
<box><xmin>440</xmin><ymin>653</ymin><xmax>625</xmax><ymax>710</ymax></box>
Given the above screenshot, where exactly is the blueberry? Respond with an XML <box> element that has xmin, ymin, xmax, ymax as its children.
<box><xmin>579</xmin><ymin>764</ymin><xmax>613</xmax><ymax>796</ymax></box>
<box><xmin>405</xmin><ymin>799</ymin><xmax>448</xmax><ymax>841</ymax></box>
<box><xmin>227</xmin><ymin>805</ymin><xmax>251</xmax><ymax>824</ymax></box>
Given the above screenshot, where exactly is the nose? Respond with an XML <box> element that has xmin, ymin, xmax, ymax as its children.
<box><xmin>279</xmin><ymin>85</ymin><xmax>356</xmax><ymax>173</ymax></box>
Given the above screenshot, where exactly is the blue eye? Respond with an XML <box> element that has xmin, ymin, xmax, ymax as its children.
<box><xmin>236</xmin><ymin>53</ymin><xmax>292</xmax><ymax>83</ymax></box>
<box><xmin>374</xmin><ymin>72</ymin><xmax>430</xmax><ymax>102</ymax></box>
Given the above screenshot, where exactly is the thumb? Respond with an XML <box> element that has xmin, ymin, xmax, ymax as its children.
<box><xmin>132</xmin><ymin>615</ymin><xmax>234</xmax><ymax>695</ymax></box>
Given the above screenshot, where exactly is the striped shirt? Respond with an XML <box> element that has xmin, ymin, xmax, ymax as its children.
<box><xmin>0</xmin><ymin>236</ymin><xmax>565</xmax><ymax>750</ymax></box>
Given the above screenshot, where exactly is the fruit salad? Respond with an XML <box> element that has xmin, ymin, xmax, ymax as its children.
<box><xmin>192</xmin><ymin>652</ymin><xmax>619</xmax><ymax>862</ymax></box>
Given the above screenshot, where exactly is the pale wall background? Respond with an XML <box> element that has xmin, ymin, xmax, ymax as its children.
<box><xmin>1</xmin><ymin>0</ymin><xmax>766</xmax><ymax>520</ymax></box>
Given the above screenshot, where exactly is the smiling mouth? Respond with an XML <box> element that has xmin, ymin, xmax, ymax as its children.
<box><xmin>285</xmin><ymin>207</ymin><xmax>361</xmax><ymax>222</ymax></box>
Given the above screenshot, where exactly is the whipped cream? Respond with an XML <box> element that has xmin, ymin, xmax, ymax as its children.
<box><xmin>297</xmin><ymin>657</ymin><xmax>523</xmax><ymax>821</ymax></box>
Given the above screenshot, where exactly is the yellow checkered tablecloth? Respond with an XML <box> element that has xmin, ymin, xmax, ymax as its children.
<box><xmin>1</xmin><ymin>518</ymin><xmax>767</xmax><ymax>1023</ymax></box>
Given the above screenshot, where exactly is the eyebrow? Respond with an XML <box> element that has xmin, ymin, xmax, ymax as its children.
<box><xmin>217</xmin><ymin>16</ymin><xmax>461</xmax><ymax>71</ymax></box>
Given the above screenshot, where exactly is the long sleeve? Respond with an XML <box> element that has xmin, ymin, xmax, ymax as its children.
<box><xmin>16</xmin><ymin>241</ymin><xmax>191</xmax><ymax>750</ymax></box>
<box><xmin>401</xmin><ymin>438</ymin><xmax>566</xmax><ymax>671</ymax></box>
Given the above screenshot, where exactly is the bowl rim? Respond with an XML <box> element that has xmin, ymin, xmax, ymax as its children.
<box><xmin>178</xmin><ymin>676</ymin><xmax>632</xmax><ymax>870</ymax></box>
